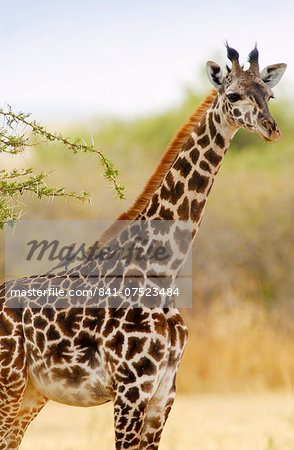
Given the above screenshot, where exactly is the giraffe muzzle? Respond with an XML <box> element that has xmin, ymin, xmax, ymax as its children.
<box><xmin>258</xmin><ymin>118</ymin><xmax>281</xmax><ymax>142</ymax></box>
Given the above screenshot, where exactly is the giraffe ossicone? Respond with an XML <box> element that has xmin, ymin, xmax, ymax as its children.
<box><xmin>0</xmin><ymin>45</ymin><xmax>286</xmax><ymax>449</ymax></box>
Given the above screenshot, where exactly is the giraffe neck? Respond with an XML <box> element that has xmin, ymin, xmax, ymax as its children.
<box><xmin>47</xmin><ymin>94</ymin><xmax>239</xmax><ymax>309</ymax></box>
<box><xmin>83</xmin><ymin>93</ymin><xmax>239</xmax><ymax>305</ymax></box>
<box><xmin>140</xmin><ymin>94</ymin><xmax>238</xmax><ymax>237</ymax></box>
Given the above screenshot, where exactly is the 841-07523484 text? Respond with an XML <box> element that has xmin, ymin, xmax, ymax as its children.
<box><xmin>8</xmin><ymin>286</ymin><xmax>180</xmax><ymax>299</ymax></box>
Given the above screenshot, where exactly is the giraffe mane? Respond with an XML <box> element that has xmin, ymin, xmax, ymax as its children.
<box><xmin>93</xmin><ymin>89</ymin><xmax>217</xmax><ymax>249</ymax></box>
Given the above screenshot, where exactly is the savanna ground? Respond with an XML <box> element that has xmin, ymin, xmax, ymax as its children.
<box><xmin>2</xmin><ymin>88</ymin><xmax>294</xmax><ymax>448</ymax></box>
<box><xmin>21</xmin><ymin>393</ymin><xmax>294</xmax><ymax>450</ymax></box>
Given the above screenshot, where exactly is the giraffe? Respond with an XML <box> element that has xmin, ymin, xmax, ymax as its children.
<box><xmin>0</xmin><ymin>45</ymin><xmax>286</xmax><ymax>449</ymax></box>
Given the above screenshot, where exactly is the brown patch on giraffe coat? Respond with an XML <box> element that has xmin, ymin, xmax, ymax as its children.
<box><xmin>82</xmin><ymin>308</ymin><xmax>106</xmax><ymax>333</ymax></box>
<box><xmin>197</xmin><ymin>135</ymin><xmax>210</xmax><ymax>148</ymax></box>
<box><xmin>24</xmin><ymin>325</ymin><xmax>34</xmax><ymax>342</ymax></box>
<box><xmin>148</xmin><ymin>339</ymin><xmax>165</xmax><ymax>362</ymax></box>
<box><xmin>127</xmin><ymin>437</ymin><xmax>140</xmax><ymax>448</ymax></box>
<box><xmin>106</xmin><ymin>331</ymin><xmax>125</xmax><ymax>358</ymax></box>
<box><xmin>47</xmin><ymin>325</ymin><xmax>60</xmax><ymax>341</ymax></box>
<box><xmin>126</xmin><ymin>336</ymin><xmax>147</xmax><ymax>360</ymax></box>
<box><xmin>195</xmin><ymin>119</ymin><xmax>206</xmax><ymax>136</ymax></box>
<box><xmin>0</xmin><ymin>315</ymin><xmax>13</xmax><ymax>335</ymax></box>
<box><xmin>173</xmin><ymin>157</ymin><xmax>192</xmax><ymax>177</ymax></box>
<box><xmin>191</xmin><ymin>199</ymin><xmax>206</xmax><ymax>222</ymax></box>
<box><xmin>23</xmin><ymin>309</ymin><xmax>31</xmax><ymax>324</ymax></box>
<box><xmin>125</xmin><ymin>433</ymin><xmax>136</xmax><ymax>443</ymax></box>
<box><xmin>188</xmin><ymin>170</ymin><xmax>209</xmax><ymax>193</ymax></box>
<box><xmin>122</xmin><ymin>309</ymin><xmax>151</xmax><ymax>333</ymax></box>
<box><xmin>168</xmin><ymin>313</ymin><xmax>188</xmax><ymax>347</ymax></box>
<box><xmin>149</xmin><ymin>416</ymin><xmax>162</xmax><ymax>429</ymax></box>
<box><xmin>116</xmin><ymin>415</ymin><xmax>127</xmax><ymax>430</ymax></box>
<box><xmin>4</xmin><ymin>307</ymin><xmax>22</xmax><ymax>323</ymax></box>
<box><xmin>159</xmin><ymin>206</ymin><xmax>174</xmax><ymax>220</ymax></box>
<box><xmin>125</xmin><ymin>386</ymin><xmax>140</xmax><ymax>403</ymax></box>
<box><xmin>146</xmin><ymin>194</ymin><xmax>159</xmax><ymax>217</ymax></box>
<box><xmin>199</xmin><ymin>160</ymin><xmax>212</xmax><ymax>173</ymax></box>
<box><xmin>42</xmin><ymin>307</ymin><xmax>55</xmax><ymax>322</ymax></box>
<box><xmin>204</xmin><ymin>148</ymin><xmax>222</xmax><ymax>167</ymax></box>
<box><xmin>166</xmin><ymin>172</ymin><xmax>174</xmax><ymax>188</ymax></box>
<box><xmin>168</xmin><ymin>349</ymin><xmax>178</xmax><ymax>366</ymax></box>
<box><xmin>44</xmin><ymin>339</ymin><xmax>72</xmax><ymax>364</ymax></box>
<box><xmin>33</xmin><ymin>315</ymin><xmax>47</xmax><ymax>330</ymax></box>
<box><xmin>161</xmin><ymin>180</ymin><xmax>184</xmax><ymax>205</ymax></box>
<box><xmin>103</xmin><ymin>317</ymin><xmax>121</xmax><ymax>337</ymax></box>
<box><xmin>174</xmin><ymin>227</ymin><xmax>191</xmax><ymax>253</ymax></box>
<box><xmin>233</xmin><ymin>108</ymin><xmax>241</xmax><ymax>117</ymax></box>
<box><xmin>215</xmin><ymin>132</ymin><xmax>225</xmax><ymax>148</ymax></box>
<box><xmin>56</xmin><ymin>309</ymin><xmax>81</xmax><ymax>337</ymax></box>
<box><xmin>74</xmin><ymin>332</ymin><xmax>100</xmax><ymax>367</ymax></box>
<box><xmin>177</xmin><ymin>197</ymin><xmax>189</xmax><ymax>220</ymax></box>
<box><xmin>1</xmin><ymin>338</ymin><xmax>16</xmax><ymax>366</ymax></box>
<box><xmin>82</xmin><ymin>317</ymin><xmax>101</xmax><ymax>333</ymax></box>
<box><xmin>116</xmin><ymin>362</ymin><xmax>136</xmax><ymax>384</ymax></box>
<box><xmin>214</xmin><ymin>112</ymin><xmax>221</xmax><ymax>123</ymax></box>
<box><xmin>178</xmin><ymin>326</ymin><xmax>188</xmax><ymax>348</ymax></box>
<box><xmin>133</xmin><ymin>357</ymin><xmax>156</xmax><ymax>377</ymax></box>
<box><xmin>183</xmin><ymin>135</ymin><xmax>195</xmax><ymax>150</ymax></box>
<box><xmin>36</xmin><ymin>331</ymin><xmax>45</xmax><ymax>353</ymax></box>
<box><xmin>52</xmin><ymin>365</ymin><xmax>88</xmax><ymax>387</ymax></box>
<box><xmin>208</xmin><ymin>112</ymin><xmax>216</xmax><ymax>139</ymax></box>
<box><xmin>141</xmin><ymin>381</ymin><xmax>153</xmax><ymax>392</ymax></box>
<box><xmin>152</xmin><ymin>312</ymin><xmax>167</xmax><ymax>336</ymax></box>
<box><xmin>164</xmin><ymin>404</ymin><xmax>173</xmax><ymax>423</ymax></box>
<box><xmin>190</xmin><ymin>148</ymin><xmax>200</xmax><ymax>164</ymax></box>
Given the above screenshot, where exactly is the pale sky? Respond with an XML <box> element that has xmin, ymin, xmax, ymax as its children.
<box><xmin>0</xmin><ymin>0</ymin><xmax>293</xmax><ymax>122</ymax></box>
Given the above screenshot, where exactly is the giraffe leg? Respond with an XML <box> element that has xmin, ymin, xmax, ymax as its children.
<box><xmin>0</xmin><ymin>375</ymin><xmax>26</xmax><ymax>450</ymax></box>
<box><xmin>139</xmin><ymin>365</ymin><xmax>177</xmax><ymax>449</ymax></box>
<box><xmin>140</xmin><ymin>309</ymin><xmax>188</xmax><ymax>449</ymax></box>
<box><xmin>3</xmin><ymin>379</ymin><xmax>47</xmax><ymax>449</ymax></box>
<box><xmin>113</xmin><ymin>394</ymin><xmax>146</xmax><ymax>450</ymax></box>
<box><xmin>0</xmin><ymin>325</ymin><xmax>27</xmax><ymax>450</ymax></box>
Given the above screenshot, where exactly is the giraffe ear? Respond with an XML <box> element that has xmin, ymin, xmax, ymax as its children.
<box><xmin>260</xmin><ymin>63</ymin><xmax>287</xmax><ymax>88</ymax></box>
<box><xmin>206</xmin><ymin>61</ymin><xmax>224</xmax><ymax>91</ymax></box>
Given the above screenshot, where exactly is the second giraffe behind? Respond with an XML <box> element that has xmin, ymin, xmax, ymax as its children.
<box><xmin>0</xmin><ymin>45</ymin><xmax>287</xmax><ymax>449</ymax></box>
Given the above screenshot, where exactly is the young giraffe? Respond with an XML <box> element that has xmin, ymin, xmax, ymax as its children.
<box><xmin>0</xmin><ymin>45</ymin><xmax>286</xmax><ymax>449</ymax></box>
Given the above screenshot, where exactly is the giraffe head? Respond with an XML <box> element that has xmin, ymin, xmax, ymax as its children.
<box><xmin>206</xmin><ymin>44</ymin><xmax>286</xmax><ymax>141</ymax></box>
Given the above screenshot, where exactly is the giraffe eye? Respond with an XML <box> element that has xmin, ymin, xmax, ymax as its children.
<box><xmin>227</xmin><ymin>93</ymin><xmax>241</xmax><ymax>102</ymax></box>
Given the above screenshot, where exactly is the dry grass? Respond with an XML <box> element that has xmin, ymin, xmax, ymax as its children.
<box><xmin>21</xmin><ymin>393</ymin><xmax>294</xmax><ymax>450</ymax></box>
<box><xmin>178</xmin><ymin>302</ymin><xmax>294</xmax><ymax>394</ymax></box>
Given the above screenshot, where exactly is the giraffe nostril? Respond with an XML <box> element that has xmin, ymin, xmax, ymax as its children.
<box><xmin>262</xmin><ymin>119</ymin><xmax>276</xmax><ymax>133</ymax></box>
<box><xmin>262</xmin><ymin>120</ymin><xmax>271</xmax><ymax>131</ymax></box>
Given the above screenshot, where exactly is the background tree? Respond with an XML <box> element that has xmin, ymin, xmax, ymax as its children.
<box><xmin>0</xmin><ymin>105</ymin><xmax>125</xmax><ymax>229</ymax></box>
